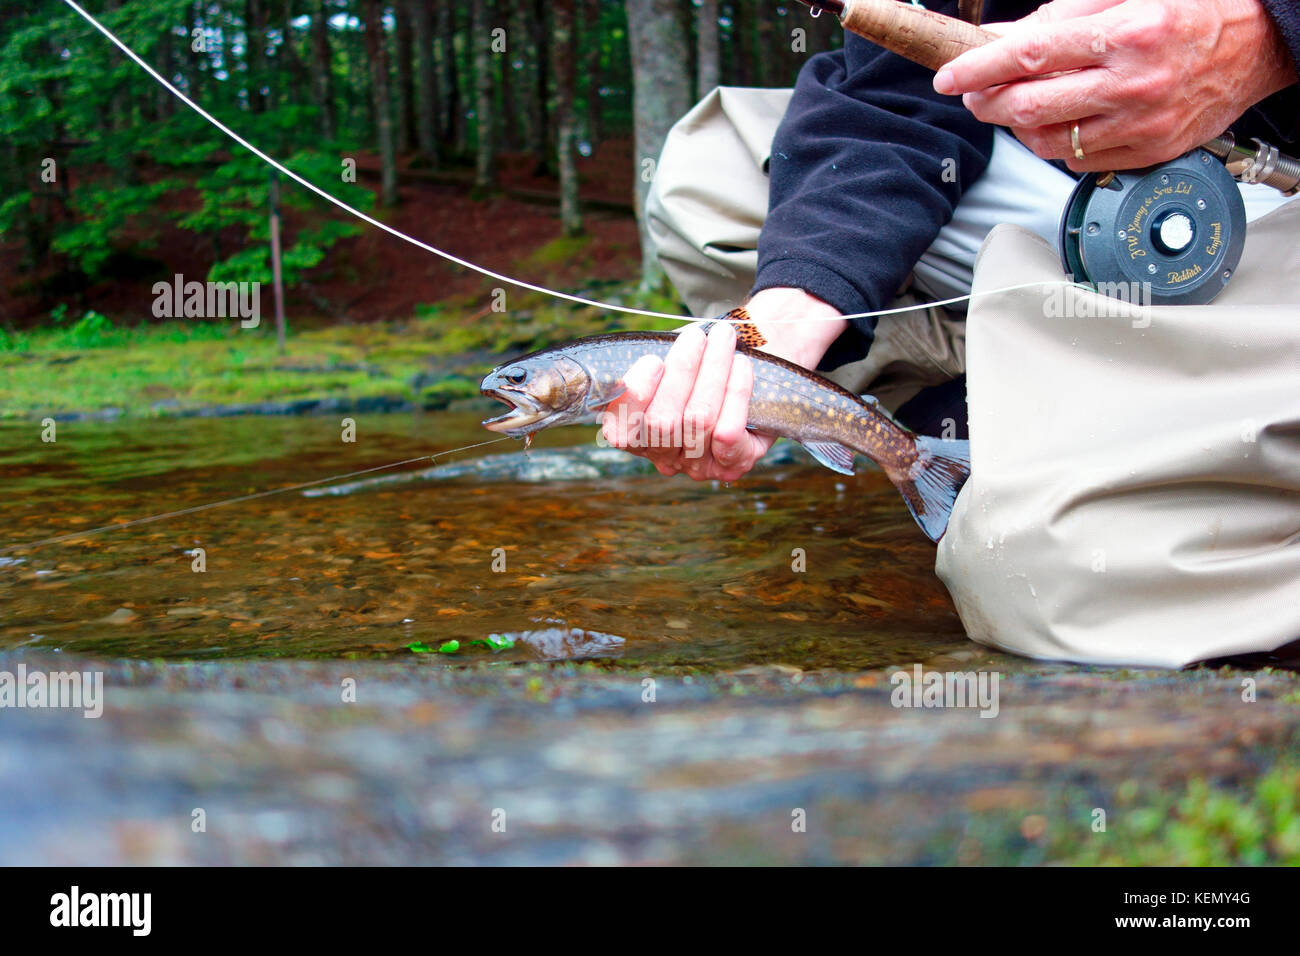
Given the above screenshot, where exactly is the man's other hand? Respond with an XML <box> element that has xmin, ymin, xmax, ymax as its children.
<box><xmin>934</xmin><ymin>0</ymin><xmax>1298</xmax><ymax>172</ymax></box>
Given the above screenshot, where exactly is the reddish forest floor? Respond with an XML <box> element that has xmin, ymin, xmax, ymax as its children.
<box><xmin>1</xmin><ymin>138</ymin><xmax>644</xmax><ymax>329</ymax></box>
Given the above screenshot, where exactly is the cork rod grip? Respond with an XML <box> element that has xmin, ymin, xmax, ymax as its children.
<box><xmin>840</xmin><ymin>0</ymin><xmax>995</xmax><ymax>71</ymax></box>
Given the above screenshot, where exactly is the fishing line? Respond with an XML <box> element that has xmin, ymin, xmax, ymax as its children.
<box><xmin>11</xmin><ymin>8</ymin><xmax>1100</xmax><ymax>556</ymax></box>
<box><xmin>60</xmin><ymin>0</ymin><xmax>1090</xmax><ymax>326</ymax></box>
<box><xmin>0</xmin><ymin>437</ymin><xmax>508</xmax><ymax>555</ymax></box>
<box><xmin>60</xmin><ymin>0</ymin><xmax>688</xmax><ymax>322</ymax></box>
<box><xmin>760</xmin><ymin>279</ymin><xmax>1088</xmax><ymax>323</ymax></box>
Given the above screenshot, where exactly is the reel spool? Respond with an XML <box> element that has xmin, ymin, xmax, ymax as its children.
<box><xmin>1058</xmin><ymin>149</ymin><xmax>1247</xmax><ymax>306</ymax></box>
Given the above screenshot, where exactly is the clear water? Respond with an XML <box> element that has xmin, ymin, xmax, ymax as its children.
<box><xmin>0</xmin><ymin>413</ymin><xmax>967</xmax><ymax>668</ymax></box>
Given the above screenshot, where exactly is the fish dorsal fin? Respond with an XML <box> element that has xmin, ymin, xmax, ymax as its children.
<box><xmin>800</xmin><ymin>440</ymin><xmax>856</xmax><ymax>475</ymax></box>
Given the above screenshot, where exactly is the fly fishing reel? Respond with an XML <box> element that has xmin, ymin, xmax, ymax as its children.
<box><xmin>1058</xmin><ymin>149</ymin><xmax>1247</xmax><ymax>306</ymax></box>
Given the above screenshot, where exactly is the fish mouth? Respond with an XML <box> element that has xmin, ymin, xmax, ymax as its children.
<box><xmin>481</xmin><ymin>389</ymin><xmax>548</xmax><ymax>433</ymax></box>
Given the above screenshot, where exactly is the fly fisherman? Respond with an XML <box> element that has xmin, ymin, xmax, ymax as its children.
<box><xmin>611</xmin><ymin>0</ymin><xmax>1300</xmax><ymax>482</ymax></box>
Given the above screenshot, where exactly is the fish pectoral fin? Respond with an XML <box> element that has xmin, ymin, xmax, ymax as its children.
<box><xmin>590</xmin><ymin>385</ymin><xmax>629</xmax><ymax>411</ymax></box>
<box><xmin>800</xmin><ymin>440</ymin><xmax>856</xmax><ymax>475</ymax></box>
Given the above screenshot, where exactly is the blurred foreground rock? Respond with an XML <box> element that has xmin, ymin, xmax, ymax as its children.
<box><xmin>1</xmin><ymin>650</ymin><xmax>1296</xmax><ymax>864</ymax></box>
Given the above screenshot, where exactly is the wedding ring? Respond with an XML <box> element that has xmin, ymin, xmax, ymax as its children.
<box><xmin>1071</xmin><ymin>123</ymin><xmax>1085</xmax><ymax>160</ymax></box>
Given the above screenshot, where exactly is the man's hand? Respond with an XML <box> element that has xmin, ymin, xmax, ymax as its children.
<box><xmin>934</xmin><ymin>0</ymin><xmax>1297</xmax><ymax>172</ymax></box>
<box><xmin>601</xmin><ymin>287</ymin><xmax>847</xmax><ymax>482</ymax></box>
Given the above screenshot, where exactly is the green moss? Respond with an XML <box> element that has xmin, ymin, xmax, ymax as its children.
<box><xmin>418</xmin><ymin>376</ymin><xmax>480</xmax><ymax>409</ymax></box>
<box><xmin>520</xmin><ymin>234</ymin><xmax>593</xmax><ymax>269</ymax></box>
<box><xmin>0</xmin><ymin>283</ymin><xmax>661</xmax><ymax>419</ymax></box>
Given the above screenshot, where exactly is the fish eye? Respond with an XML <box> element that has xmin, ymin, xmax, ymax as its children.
<box><xmin>504</xmin><ymin>367</ymin><xmax>528</xmax><ymax>385</ymax></box>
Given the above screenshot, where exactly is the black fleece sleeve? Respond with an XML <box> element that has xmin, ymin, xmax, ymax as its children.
<box><xmin>750</xmin><ymin>1</ymin><xmax>996</xmax><ymax>352</ymax></box>
<box><xmin>1249</xmin><ymin>0</ymin><xmax>1300</xmax><ymax>144</ymax></box>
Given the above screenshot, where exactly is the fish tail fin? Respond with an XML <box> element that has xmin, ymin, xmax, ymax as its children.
<box><xmin>889</xmin><ymin>437</ymin><xmax>971</xmax><ymax>543</ymax></box>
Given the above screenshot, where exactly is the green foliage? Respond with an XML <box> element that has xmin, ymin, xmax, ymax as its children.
<box><xmin>51</xmin><ymin>180</ymin><xmax>180</xmax><ymax>276</ymax></box>
<box><xmin>0</xmin><ymin>0</ymin><xmax>843</xmax><ymax>321</ymax></box>
<box><xmin>1048</xmin><ymin>765</ymin><xmax>1300</xmax><ymax>865</ymax></box>
<box><xmin>1138</xmin><ymin>772</ymin><xmax>1300</xmax><ymax>865</ymax></box>
<box><xmin>0</xmin><ymin>2</ymin><xmax>375</xmax><ymax>297</ymax></box>
<box><xmin>0</xmin><ymin>309</ymin><xmax>234</xmax><ymax>354</ymax></box>
<box><xmin>180</xmin><ymin>146</ymin><xmax>371</xmax><ymax>287</ymax></box>
<box><xmin>55</xmin><ymin>309</ymin><xmax>113</xmax><ymax>349</ymax></box>
<box><xmin>0</xmin><ymin>189</ymin><xmax>34</xmax><ymax>240</ymax></box>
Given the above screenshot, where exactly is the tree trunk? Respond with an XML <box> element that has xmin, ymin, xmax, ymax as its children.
<box><xmin>102</xmin><ymin>0</ymin><xmax>129</xmax><ymax>130</ymax></box>
<box><xmin>154</xmin><ymin>26</ymin><xmax>174</xmax><ymax>119</ymax></box>
<box><xmin>528</xmin><ymin>0</ymin><xmax>552</xmax><ymax>174</ymax></box>
<box><xmin>186</xmin><ymin>1</ymin><xmax>205</xmax><ymax>102</ymax></box>
<box><xmin>362</xmin><ymin>0</ymin><xmax>398</xmax><ymax>206</ymax></box>
<box><xmin>350</xmin><ymin>15</ymin><xmax>367</xmax><ymax>136</ymax></box>
<box><xmin>507</xmin><ymin>0</ymin><xmax>533</xmax><ymax>153</ymax></box>
<box><xmin>754</xmin><ymin>0</ymin><xmax>775</xmax><ymax>87</ymax></box>
<box><xmin>624</xmin><ymin>0</ymin><xmax>692</xmax><ymax>289</ymax></box>
<box><xmin>245</xmin><ymin>0</ymin><xmax>269</xmax><ymax>112</ymax></box>
<box><xmin>696</xmin><ymin>0</ymin><xmax>719</xmax><ymax>100</ymax></box>
<box><xmin>499</xmin><ymin>0</ymin><xmax>519</xmax><ymax>152</ymax></box>
<box><xmin>731</xmin><ymin>0</ymin><xmax>753</xmax><ymax>86</ymax></box>
<box><xmin>412</xmin><ymin>0</ymin><xmax>439</xmax><ymax>164</ymax></box>
<box><xmin>311</xmin><ymin>0</ymin><xmax>337</xmax><ymax>141</ymax></box>
<box><xmin>276</xmin><ymin>1</ymin><xmax>312</xmax><ymax>110</ymax></box>
<box><xmin>581</xmin><ymin>0</ymin><xmax>603</xmax><ymax>148</ymax></box>
<box><xmin>471</xmin><ymin>0</ymin><xmax>496</xmax><ymax>191</ymax></box>
<box><xmin>394</xmin><ymin>0</ymin><xmax>417</xmax><ymax>153</ymax></box>
<box><xmin>436</xmin><ymin>0</ymin><xmax>463</xmax><ymax>152</ymax></box>
<box><xmin>553</xmin><ymin>0</ymin><xmax>581</xmax><ymax>236</ymax></box>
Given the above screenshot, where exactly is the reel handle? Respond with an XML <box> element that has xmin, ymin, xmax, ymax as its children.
<box><xmin>1203</xmin><ymin>133</ymin><xmax>1300</xmax><ymax>196</ymax></box>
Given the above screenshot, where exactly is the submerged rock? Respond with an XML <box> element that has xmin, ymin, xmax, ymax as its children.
<box><xmin>304</xmin><ymin>439</ymin><xmax>869</xmax><ymax>496</ymax></box>
<box><xmin>510</xmin><ymin>627</ymin><xmax>626</xmax><ymax>661</ymax></box>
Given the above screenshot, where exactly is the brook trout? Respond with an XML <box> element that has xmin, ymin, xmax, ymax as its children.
<box><xmin>480</xmin><ymin>318</ymin><xmax>971</xmax><ymax>541</ymax></box>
